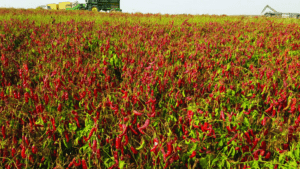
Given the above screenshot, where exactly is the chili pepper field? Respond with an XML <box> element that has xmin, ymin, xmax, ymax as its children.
<box><xmin>2</xmin><ymin>8</ymin><xmax>300</xmax><ymax>169</ymax></box>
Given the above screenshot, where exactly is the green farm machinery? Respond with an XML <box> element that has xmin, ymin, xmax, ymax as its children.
<box><xmin>65</xmin><ymin>0</ymin><xmax>121</xmax><ymax>12</ymax></box>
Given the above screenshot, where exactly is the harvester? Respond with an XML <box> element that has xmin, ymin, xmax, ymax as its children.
<box><xmin>84</xmin><ymin>0</ymin><xmax>121</xmax><ymax>12</ymax></box>
<box><xmin>47</xmin><ymin>0</ymin><xmax>121</xmax><ymax>12</ymax></box>
<box><xmin>65</xmin><ymin>1</ymin><xmax>85</xmax><ymax>10</ymax></box>
<box><xmin>261</xmin><ymin>5</ymin><xmax>300</xmax><ymax>18</ymax></box>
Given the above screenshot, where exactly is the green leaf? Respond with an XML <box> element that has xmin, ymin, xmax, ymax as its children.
<box><xmin>241</xmin><ymin>102</ymin><xmax>247</xmax><ymax>109</ymax></box>
<box><xmin>226</xmin><ymin>160</ymin><xmax>230</xmax><ymax>168</ymax></box>
<box><xmin>247</xmin><ymin>93</ymin><xmax>253</xmax><ymax>97</ymax></box>
<box><xmin>185</xmin><ymin>139</ymin><xmax>191</xmax><ymax>145</ymax></box>
<box><xmin>218</xmin><ymin>140</ymin><xmax>223</xmax><ymax>147</ymax></box>
<box><xmin>279</xmin><ymin>154</ymin><xmax>285</xmax><ymax>163</ymax></box>
<box><xmin>80</xmin><ymin>143</ymin><xmax>89</xmax><ymax>153</ymax></box>
<box><xmin>295</xmin><ymin>147</ymin><xmax>300</xmax><ymax>159</ymax></box>
<box><xmin>69</xmin><ymin>123</ymin><xmax>77</xmax><ymax>131</ymax></box>
<box><xmin>57</xmin><ymin>126</ymin><xmax>63</xmax><ymax>135</ymax></box>
<box><xmin>189</xmin><ymin>130</ymin><xmax>197</xmax><ymax>139</ymax></box>
<box><xmin>104</xmin><ymin>157</ymin><xmax>115</xmax><ymax>168</ymax></box>
<box><xmin>251</xmin><ymin>160</ymin><xmax>259</xmax><ymax>168</ymax></box>
<box><xmin>199</xmin><ymin>158</ymin><xmax>208</xmax><ymax>168</ymax></box>
<box><xmin>167</xmin><ymin>115</ymin><xmax>177</xmax><ymax>122</ymax></box>
<box><xmin>261</xmin><ymin>86</ymin><xmax>267</xmax><ymax>95</ymax></box>
<box><xmin>63</xmin><ymin>138</ymin><xmax>70</xmax><ymax>148</ymax></box>
<box><xmin>211</xmin><ymin>158</ymin><xmax>219</xmax><ymax>166</ymax></box>
<box><xmin>42</xmin><ymin>141</ymin><xmax>48</xmax><ymax>149</ymax></box>
<box><xmin>119</xmin><ymin>160</ymin><xmax>126</xmax><ymax>169</ymax></box>
<box><xmin>289</xmin><ymin>161</ymin><xmax>298</xmax><ymax>168</ymax></box>
<box><xmin>226</xmin><ymin>64</ymin><xmax>231</xmax><ymax>71</ymax></box>
<box><xmin>136</xmin><ymin>139</ymin><xmax>145</xmax><ymax>150</ymax></box>
<box><xmin>167</xmin><ymin>128</ymin><xmax>172</xmax><ymax>137</ymax></box>
<box><xmin>220</xmin><ymin>159</ymin><xmax>225</xmax><ymax>168</ymax></box>
<box><xmin>289</xmin><ymin>150</ymin><xmax>295</xmax><ymax>159</ymax></box>
<box><xmin>25</xmin><ymin>88</ymin><xmax>30</xmax><ymax>92</ymax></box>
<box><xmin>188</xmin><ymin>143</ymin><xmax>197</xmax><ymax>154</ymax></box>
<box><xmin>244</xmin><ymin>117</ymin><xmax>250</xmax><ymax>127</ymax></box>
<box><xmin>231</xmin><ymin>148</ymin><xmax>235</xmax><ymax>157</ymax></box>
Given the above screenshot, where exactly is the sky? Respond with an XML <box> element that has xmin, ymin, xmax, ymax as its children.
<box><xmin>1</xmin><ymin>0</ymin><xmax>300</xmax><ymax>15</ymax></box>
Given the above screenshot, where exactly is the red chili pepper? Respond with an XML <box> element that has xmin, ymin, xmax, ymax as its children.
<box><xmin>41</xmin><ymin>157</ymin><xmax>45</xmax><ymax>162</ymax></box>
<box><xmin>44</xmin><ymin>94</ymin><xmax>49</xmax><ymax>105</ymax></box>
<box><xmin>220</xmin><ymin>111</ymin><xmax>225</xmax><ymax>120</ymax></box>
<box><xmin>249</xmin><ymin>129</ymin><xmax>254</xmax><ymax>138</ymax></box>
<box><xmin>68</xmin><ymin>161</ymin><xmax>74</xmax><ymax>168</ymax></box>
<box><xmin>265</xmin><ymin>104</ymin><xmax>273</xmax><ymax>113</ymax></box>
<box><xmin>250</xmin><ymin>138</ymin><xmax>259</xmax><ymax>152</ymax></box>
<box><xmin>226</xmin><ymin>126</ymin><xmax>232</xmax><ymax>134</ymax></box>
<box><xmin>74</xmin><ymin>95</ymin><xmax>81</xmax><ymax>101</ymax></box>
<box><xmin>24</xmin><ymin>93</ymin><xmax>29</xmax><ymax>103</ymax></box>
<box><xmin>129</xmin><ymin>125</ymin><xmax>138</xmax><ymax>135</ymax></box>
<box><xmin>130</xmin><ymin>146</ymin><xmax>138</xmax><ymax>154</ymax></box>
<box><xmin>244</xmin><ymin>132</ymin><xmax>251</xmax><ymax>143</ymax></box>
<box><xmin>121</xmin><ymin>142</ymin><xmax>125</xmax><ymax>155</ymax></box>
<box><xmin>261</xmin><ymin>117</ymin><xmax>267</xmax><ymax>126</ymax></box>
<box><xmin>92</xmin><ymin>140</ymin><xmax>97</xmax><ymax>153</ymax></box>
<box><xmin>83</xmin><ymin>136</ymin><xmax>89</xmax><ymax>142</ymax></box>
<box><xmin>120</xmin><ymin>125</ymin><xmax>128</xmax><ymax>137</ymax></box>
<box><xmin>264</xmin><ymin>129</ymin><xmax>268</xmax><ymax>136</ymax></box>
<box><xmin>164</xmin><ymin>159</ymin><xmax>170</xmax><ymax>169</ymax></box>
<box><xmin>51</xmin><ymin>118</ymin><xmax>56</xmax><ymax>131</ymax></box>
<box><xmin>11</xmin><ymin>148</ymin><xmax>16</xmax><ymax>157</ymax></box>
<box><xmin>2</xmin><ymin>126</ymin><xmax>5</xmax><ymax>139</ymax></box>
<box><xmin>132</xmin><ymin>115</ymin><xmax>137</xmax><ymax>125</ymax></box>
<box><xmin>53</xmin><ymin>133</ymin><xmax>57</xmax><ymax>142</ymax></box>
<box><xmin>96</xmin><ymin>111</ymin><xmax>100</xmax><ymax>120</ymax></box>
<box><xmin>113</xmin><ymin>150</ymin><xmax>119</xmax><ymax>165</ymax></box>
<box><xmin>133</xmin><ymin>110</ymin><xmax>143</xmax><ymax>116</ymax></box>
<box><xmin>189</xmin><ymin>151</ymin><xmax>196</xmax><ymax>158</ymax></box>
<box><xmin>29</xmin><ymin>154</ymin><xmax>34</xmax><ymax>163</ymax></box>
<box><xmin>137</xmin><ymin>123</ymin><xmax>145</xmax><ymax>134</ymax></box>
<box><xmin>58</xmin><ymin>103</ymin><xmax>62</xmax><ymax>112</ymax></box>
<box><xmin>165</xmin><ymin>142</ymin><xmax>173</xmax><ymax>158</ymax></box>
<box><xmin>94</xmin><ymin>88</ymin><xmax>98</xmax><ymax>98</ymax></box>
<box><xmin>64</xmin><ymin>131</ymin><xmax>69</xmax><ymax>142</ymax></box>
<box><xmin>97</xmin><ymin>149</ymin><xmax>101</xmax><ymax>159</ymax></box>
<box><xmin>32</xmin><ymin>145</ymin><xmax>37</xmax><ymax>154</ymax></box>
<box><xmin>82</xmin><ymin>159</ymin><xmax>87</xmax><ymax>169</ymax></box>
<box><xmin>21</xmin><ymin>146</ymin><xmax>26</xmax><ymax>159</ymax></box>
<box><xmin>265</xmin><ymin>152</ymin><xmax>271</xmax><ymax>159</ymax></box>
<box><xmin>150</xmin><ymin>138</ymin><xmax>159</xmax><ymax>152</ymax></box>
<box><xmin>243</xmin><ymin>110</ymin><xmax>251</xmax><ymax>115</ymax></box>
<box><xmin>260</xmin><ymin>141</ymin><xmax>266</xmax><ymax>150</ymax></box>
<box><xmin>260</xmin><ymin>150</ymin><xmax>265</xmax><ymax>156</ymax></box>
<box><xmin>139</xmin><ymin>119</ymin><xmax>150</xmax><ymax>130</ymax></box>
<box><xmin>272</xmin><ymin>109</ymin><xmax>276</xmax><ymax>117</ymax></box>
<box><xmin>227</xmin><ymin>133</ymin><xmax>238</xmax><ymax>145</ymax></box>
<box><xmin>87</xmin><ymin>128</ymin><xmax>95</xmax><ymax>140</ymax></box>
<box><xmin>74</xmin><ymin>158</ymin><xmax>81</xmax><ymax>166</ymax></box>
<box><xmin>124</xmin><ymin>134</ymin><xmax>129</xmax><ymax>146</ymax></box>
<box><xmin>74</xmin><ymin>116</ymin><xmax>80</xmax><ymax>128</ymax></box>
<box><xmin>116</xmin><ymin>136</ymin><xmax>121</xmax><ymax>149</ymax></box>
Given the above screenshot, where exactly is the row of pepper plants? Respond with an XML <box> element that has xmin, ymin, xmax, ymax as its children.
<box><xmin>1</xmin><ymin>8</ymin><xmax>300</xmax><ymax>168</ymax></box>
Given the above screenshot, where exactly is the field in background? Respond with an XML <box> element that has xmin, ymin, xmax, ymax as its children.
<box><xmin>2</xmin><ymin>8</ymin><xmax>300</xmax><ymax>169</ymax></box>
